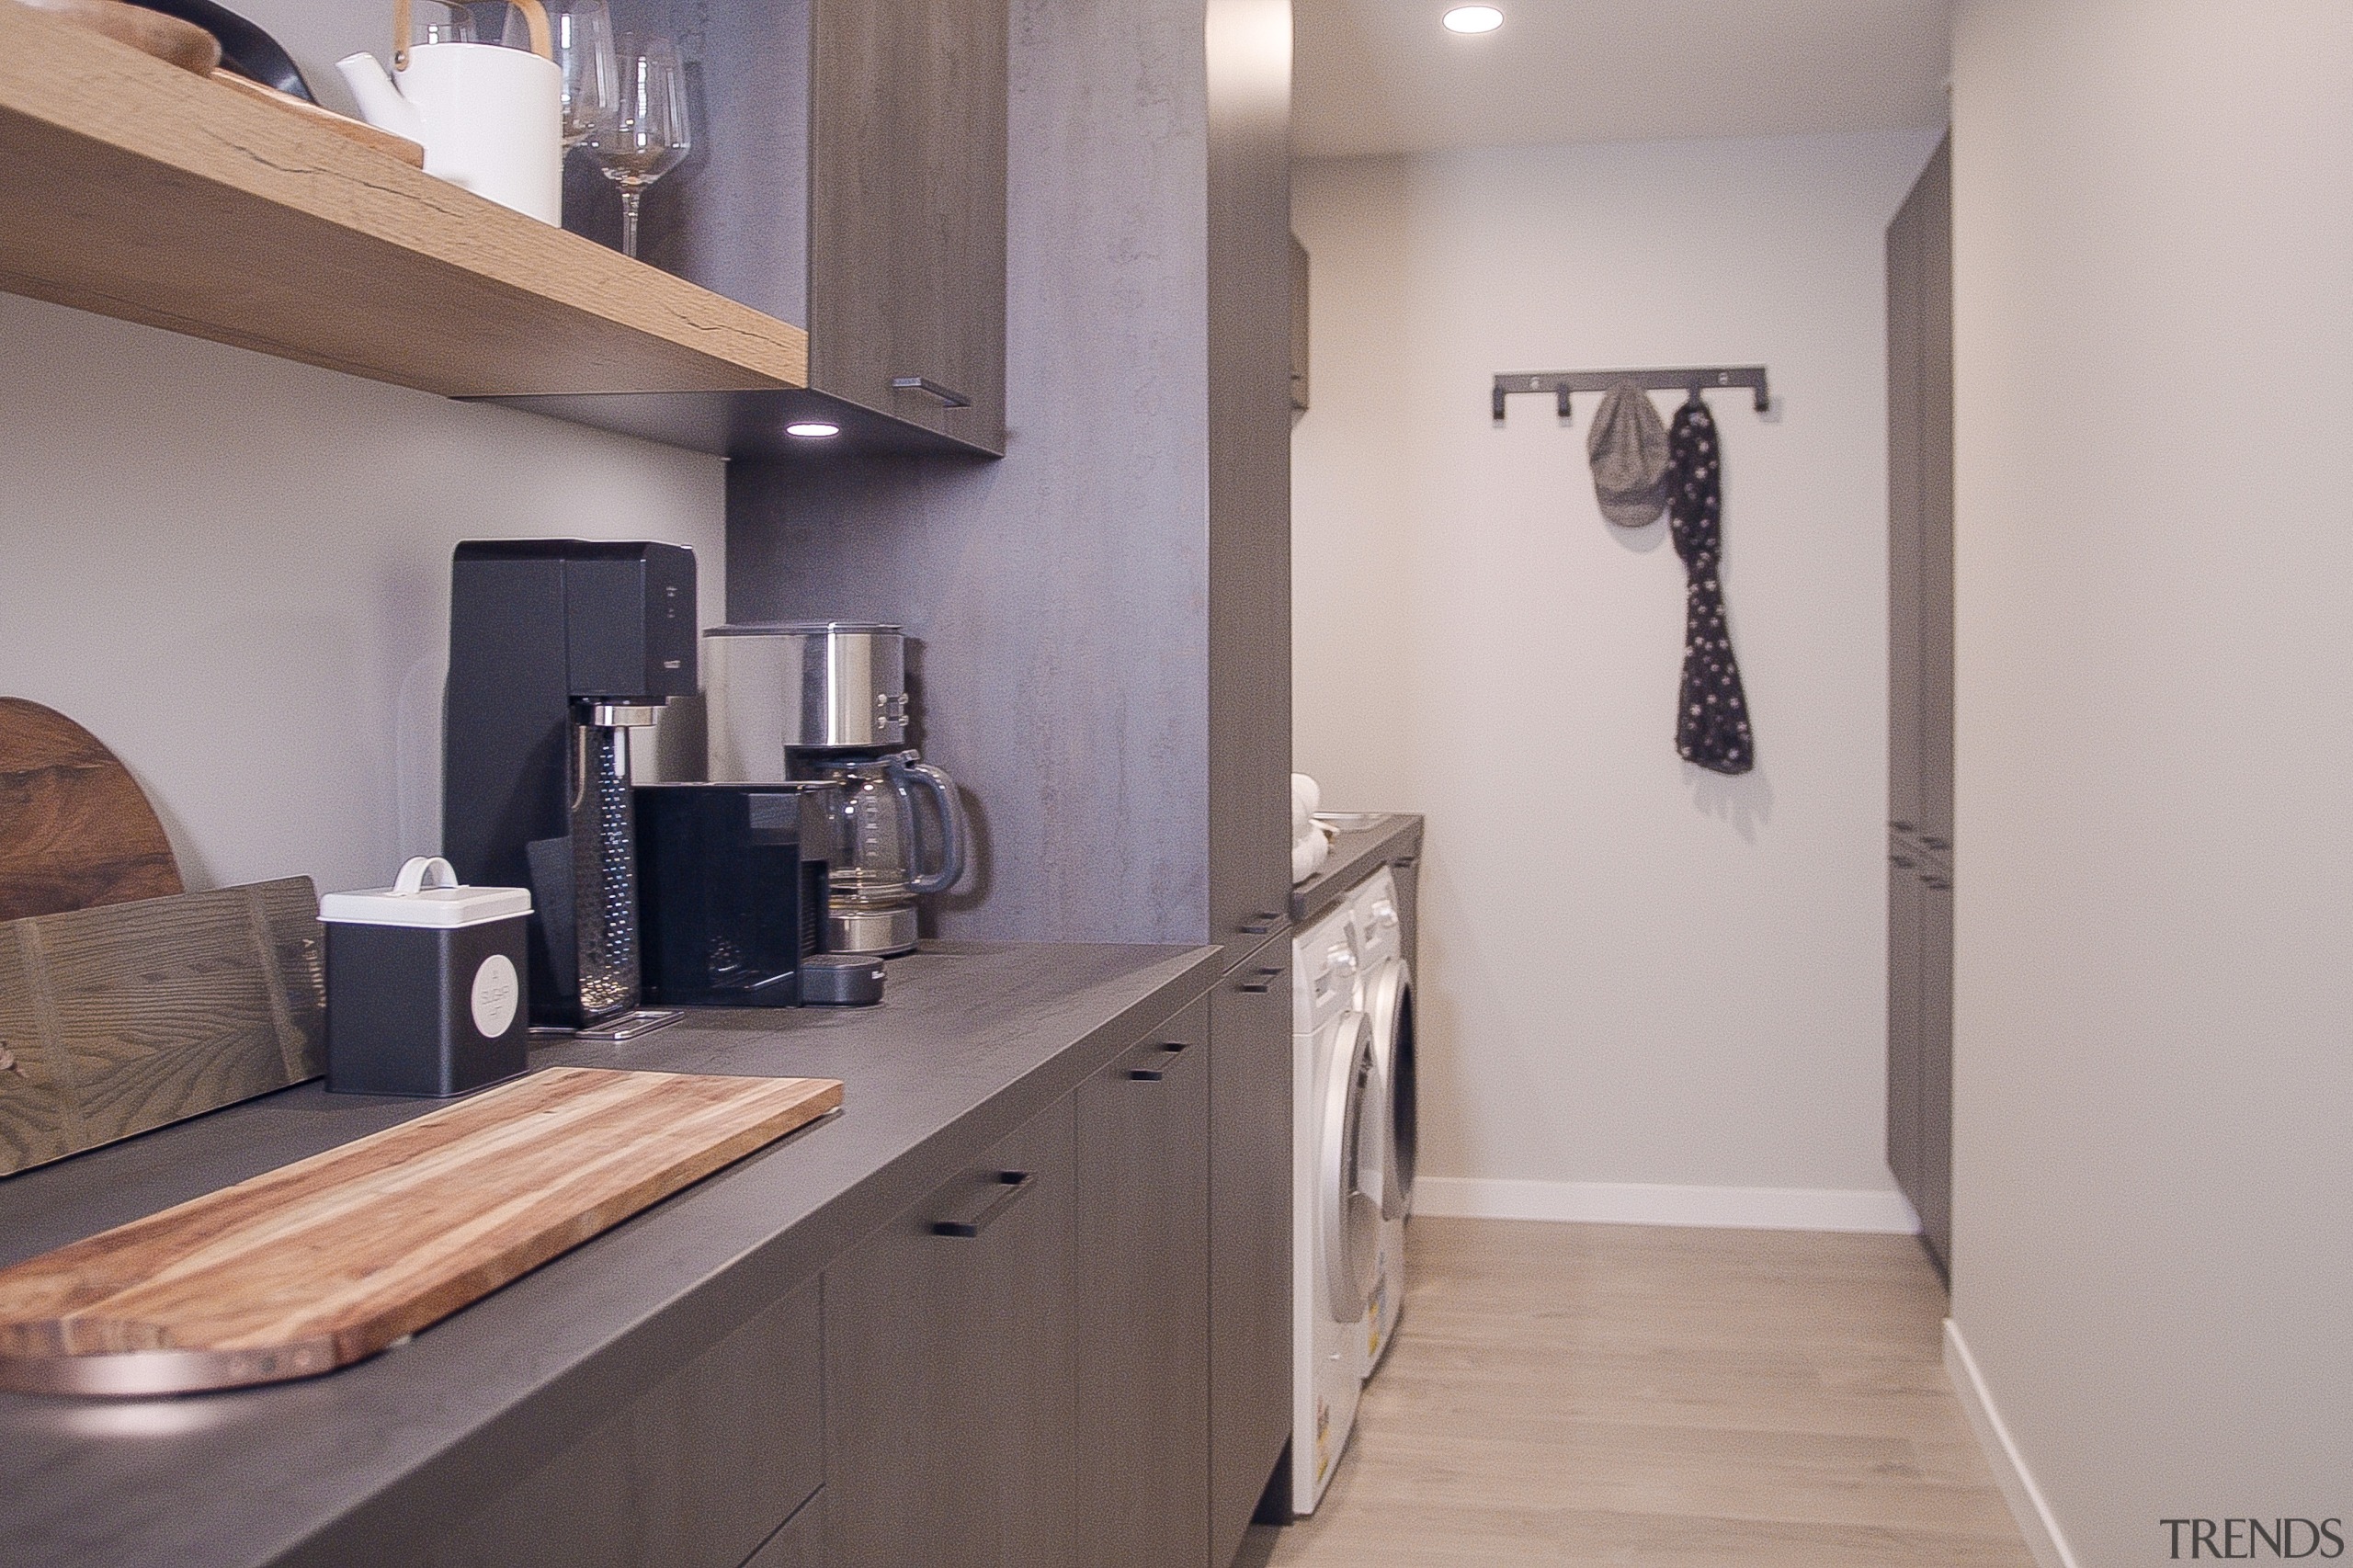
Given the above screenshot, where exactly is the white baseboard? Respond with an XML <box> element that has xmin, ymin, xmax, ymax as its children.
<box><xmin>1944</xmin><ymin>1319</ymin><xmax>2078</xmax><ymax>1568</ymax></box>
<box><xmin>1412</xmin><ymin>1176</ymin><xmax>1921</xmax><ymax>1233</ymax></box>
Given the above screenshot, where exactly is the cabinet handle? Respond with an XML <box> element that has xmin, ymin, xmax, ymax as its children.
<box><xmin>1237</xmin><ymin>966</ymin><xmax>1283</xmax><ymax>994</ymax></box>
<box><xmin>1921</xmin><ymin>835</ymin><xmax>1950</xmax><ymax>851</ymax></box>
<box><xmin>1129</xmin><ymin>1041</ymin><xmax>1190</xmax><ymax>1081</ymax></box>
<box><xmin>1891</xmin><ymin>819</ymin><xmax>1916</xmax><ymax>833</ymax></box>
<box><xmin>890</xmin><ymin>376</ymin><xmax>972</xmax><ymax>408</ymax></box>
<box><xmin>930</xmin><ymin>1171</ymin><xmax>1034</xmax><ymax>1238</ymax></box>
<box><xmin>1891</xmin><ymin>854</ymin><xmax>1915</xmax><ymax>869</ymax></box>
<box><xmin>1239</xmin><ymin>911</ymin><xmax>1281</xmax><ymax>936</ymax></box>
<box><xmin>1923</xmin><ymin>877</ymin><xmax>1952</xmax><ymax>891</ymax></box>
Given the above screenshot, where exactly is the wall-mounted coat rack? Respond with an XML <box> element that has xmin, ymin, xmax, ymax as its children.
<box><xmin>1491</xmin><ymin>366</ymin><xmax>1770</xmax><ymax>423</ymax></box>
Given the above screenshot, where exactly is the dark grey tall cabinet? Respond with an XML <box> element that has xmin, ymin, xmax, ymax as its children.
<box><xmin>1886</xmin><ymin>135</ymin><xmax>1955</xmax><ymax>1279</ymax></box>
<box><xmin>724</xmin><ymin>4</ymin><xmax>1298</xmax><ymax>1562</ymax></box>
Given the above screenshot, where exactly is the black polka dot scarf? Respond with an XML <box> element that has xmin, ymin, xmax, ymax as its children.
<box><xmin>1666</xmin><ymin>395</ymin><xmax>1756</xmax><ymax>775</ymax></box>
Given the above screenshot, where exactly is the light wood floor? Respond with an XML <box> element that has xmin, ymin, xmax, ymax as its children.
<box><xmin>1236</xmin><ymin>1219</ymin><xmax>2036</xmax><ymax>1567</ymax></box>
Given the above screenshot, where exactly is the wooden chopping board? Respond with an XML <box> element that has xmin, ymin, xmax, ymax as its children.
<box><xmin>0</xmin><ymin>877</ymin><xmax>324</xmax><ymax>1176</ymax></box>
<box><xmin>0</xmin><ymin>698</ymin><xmax>182</xmax><ymax>924</ymax></box>
<box><xmin>0</xmin><ymin>1066</ymin><xmax>843</xmax><ymax>1395</ymax></box>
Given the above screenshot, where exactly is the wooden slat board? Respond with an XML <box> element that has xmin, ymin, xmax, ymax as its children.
<box><xmin>0</xmin><ymin>1067</ymin><xmax>843</xmax><ymax>1395</ymax></box>
<box><xmin>0</xmin><ymin>698</ymin><xmax>184</xmax><ymax>924</ymax></box>
<box><xmin>0</xmin><ymin>3</ymin><xmax>808</xmax><ymax>398</ymax></box>
<box><xmin>0</xmin><ymin>879</ymin><xmax>323</xmax><ymax>1176</ymax></box>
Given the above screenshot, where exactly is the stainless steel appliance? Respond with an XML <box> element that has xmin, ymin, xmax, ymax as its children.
<box><xmin>444</xmin><ymin>540</ymin><xmax>695</xmax><ymax>1039</ymax></box>
<box><xmin>704</xmin><ymin>622</ymin><xmax>968</xmax><ymax>957</ymax></box>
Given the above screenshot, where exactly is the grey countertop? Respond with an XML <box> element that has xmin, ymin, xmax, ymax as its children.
<box><xmin>1290</xmin><ymin>812</ymin><xmax>1424</xmax><ymax>929</ymax></box>
<box><xmin>0</xmin><ymin>939</ymin><xmax>1220</xmax><ymax>1568</ymax></box>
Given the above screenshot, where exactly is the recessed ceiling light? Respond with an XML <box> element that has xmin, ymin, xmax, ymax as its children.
<box><xmin>785</xmin><ymin>421</ymin><xmax>841</xmax><ymax>439</ymax></box>
<box><xmin>1442</xmin><ymin>6</ymin><xmax>1502</xmax><ymax>33</ymax></box>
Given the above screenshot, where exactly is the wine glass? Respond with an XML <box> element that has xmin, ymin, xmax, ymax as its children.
<box><xmin>586</xmin><ymin>35</ymin><xmax>691</xmax><ymax>261</ymax></box>
<box><xmin>510</xmin><ymin>0</ymin><xmax>617</xmax><ymax>150</ymax></box>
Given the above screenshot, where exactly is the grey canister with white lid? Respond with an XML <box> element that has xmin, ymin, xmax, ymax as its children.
<box><xmin>706</xmin><ymin>622</ymin><xmax>907</xmax><ymax>779</ymax></box>
<box><xmin>321</xmin><ymin>857</ymin><xmax>531</xmax><ymax>1096</ymax></box>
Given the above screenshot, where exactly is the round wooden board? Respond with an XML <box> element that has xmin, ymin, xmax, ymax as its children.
<box><xmin>13</xmin><ymin>0</ymin><xmax>222</xmax><ymax>74</ymax></box>
<box><xmin>0</xmin><ymin>699</ymin><xmax>183</xmax><ymax>923</ymax></box>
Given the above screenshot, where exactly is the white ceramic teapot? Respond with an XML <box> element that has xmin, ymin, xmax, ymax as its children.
<box><xmin>336</xmin><ymin>0</ymin><xmax>563</xmax><ymax>224</ymax></box>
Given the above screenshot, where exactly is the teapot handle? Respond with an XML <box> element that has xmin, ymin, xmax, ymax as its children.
<box><xmin>508</xmin><ymin>0</ymin><xmax>552</xmax><ymax>61</ymax></box>
<box><xmin>899</xmin><ymin>756</ymin><xmax>969</xmax><ymax>897</ymax></box>
<box><xmin>394</xmin><ymin>0</ymin><xmax>551</xmax><ymax>70</ymax></box>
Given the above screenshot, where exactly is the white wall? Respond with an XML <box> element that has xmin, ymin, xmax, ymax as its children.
<box><xmin>0</xmin><ymin>0</ymin><xmax>727</xmax><ymax>899</ymax></box>
<box><xmin>1292</xmin><ymin>131</ymin><xmax>1938</xmax><ymax>1222</ymax></box>
<box><xmin>0</xmin><ymin>295</ymin><xmax>725</xmax><ymax>897</ymax></box>
<box><xmin>1948</xmin><ymin>4</ymin><xmax>2353</xmax><ymax>1562</ymax></box>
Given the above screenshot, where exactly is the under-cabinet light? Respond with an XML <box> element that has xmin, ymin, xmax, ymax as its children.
<box><xmin>785</xmin><ymin>421</ymin><xmax>842</xmax><ymax>439</ymax></box>
<box><xmin>1443</xmin><ymin>6</ymin><xmax>1503</xmax><ymax>33</ymax></box>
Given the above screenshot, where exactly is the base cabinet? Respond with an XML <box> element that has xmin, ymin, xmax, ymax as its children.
<box><xmin>824</xmin><ymin>1097</ymin><xmax>1078</xmax><ymax>1568</ymax></box>
<box><xmin>1076</xmin><ymin>1000</ymin><xmax>1211</xmax><ymax>1568</ymax></box>
<box><xmin>1209</xmin><ymin>942</ymin><xmax>1294</xmax><ymax>1564</ymax></box>
<box><xmin>427</xmin><ymin>1280</ymin><xmax>824</xmax><ymax>1568</ymax></box>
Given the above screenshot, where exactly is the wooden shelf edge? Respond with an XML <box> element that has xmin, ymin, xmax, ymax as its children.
<box><xmin>0</xmin><ymin>4</ymin><xmax>807</xmax><ymax>400</ymax></box>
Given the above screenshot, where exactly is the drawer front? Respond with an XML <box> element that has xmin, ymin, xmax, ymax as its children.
<box><xmin>826</xmin><ymin>1095</ymin><xmax>1078</xmax><ymax>1567</ymax></box>
<box><xmin>1209</xmin><ymin>939</ymin><xmax>1294</xmax><ymax>1565</ymax></box>
<box><xmin>430</xmin><ymin>1278</ymin><xmax>824</xmax><ymax>1568</ymax></box>
<box><xmin>1077</xmin><ymin>997</ymin><xmax>1211</xmax><ymax>1567</ymax></box>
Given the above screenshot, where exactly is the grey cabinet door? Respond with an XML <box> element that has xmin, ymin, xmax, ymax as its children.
<box><xmin>1917</xmin><ymin>138</ymin><xmax>1956</xmax><ymax>854</ymax></box>
<box><xmin>1919</xmin><ymin>870</ymin><xmax>1955</xmax><ymax>1275</ymax></box>
<box><xmin>428</xmin><ymin>1279</ymin><xmax>824</xmax><ymax>1568</ymax></box>
<box><xmin>1887</xmin><ymin>165</ymin><xmax>1927</xmax><ymax>838</ymax></box>
<box><xmin>825</xmin><ymin>1096</ymin><xmax>1077</xmax><ymax>1568</ymax></box>
<box><xmin>1077</xmin><ymin>1000</ymin><xmax>1211</xmax><ymax>1568</ymax></box>
<box><xmin>1886</xmin><ymin>843</ymin><xmax>1926</xmax><ymax>1205</ymax></box>
<box><xmin>1206</xmin><ymin>0</ymin><xmax>1295</xmax><ymax>961</ymax></box>
<box><xmin>1208</xmin><ymin>942</ymin><xmax>1293</xmax><ymax>1566</ymax></box>
<box><xmin>810</xmin><ymin>0</ymin><xmax>1009</xmax><ymax>450</ymax></box>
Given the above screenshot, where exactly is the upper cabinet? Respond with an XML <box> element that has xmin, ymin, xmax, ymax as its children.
<box><xmin>563</xmin><ymin>0</ymin><xmax>1009</xmax><ymax>457</ymax></box>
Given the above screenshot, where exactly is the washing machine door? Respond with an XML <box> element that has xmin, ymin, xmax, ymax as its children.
<box><xmin>1362</xmin><ymin>959</ymin><xmax>1417</xmax><ymax>1221</ymax></box>
<box><xmin>1320</xmin><ymin>1012</ymin><xmax>1381</xmax><ymax>1324</ymax></box>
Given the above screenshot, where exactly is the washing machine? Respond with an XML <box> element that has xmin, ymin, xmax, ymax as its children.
<box><xmin>1290</xmin><ymin>903</ymin><xmax>1381</xmax><ymax>1514</ymax></box>
<box><xmin>1348</xmin><ymin>867</ymin><xmax>1416</xmax><ymax>1377</ymax></box>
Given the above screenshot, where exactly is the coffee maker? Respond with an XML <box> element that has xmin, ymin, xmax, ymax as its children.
<box><xmin>705</xmin><ymin>622</ymin><xmax>968</xmax><ymax>957</ymax></box>
<box><xmin>444</xmin><ymin>540</ymin><xmax>695</xmax><ymax>1038</ymax></box>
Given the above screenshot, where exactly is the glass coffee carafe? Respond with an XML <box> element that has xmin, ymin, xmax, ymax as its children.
<box><xmin>808</xmin><ymin>751</ymin><xmax>968</xmax><ymax>957</ymax></box>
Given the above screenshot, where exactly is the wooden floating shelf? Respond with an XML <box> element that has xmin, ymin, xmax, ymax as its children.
<box><xmin>0</xmin><ymin>2</ymin><xmax>807</xmax><ymax>403</ymax></box>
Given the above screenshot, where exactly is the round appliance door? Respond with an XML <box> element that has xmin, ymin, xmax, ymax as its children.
<box><xmin>1363</xmin><ymin>959</ymin><xmax>1417</xmax><ymax>1221</ymax></box>
<box><xmin>1320</xmin><ymin>1012</ymin><xmax>1381</xmax><ymax>1324</ymax></box>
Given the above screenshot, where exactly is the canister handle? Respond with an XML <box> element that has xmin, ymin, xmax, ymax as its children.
<box><xmin>393</xmin><ymin>856</ymin><xmax>460</xmax><ymax>896</ymax></box>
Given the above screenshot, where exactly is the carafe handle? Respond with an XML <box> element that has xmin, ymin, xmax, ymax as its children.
<box><xmin>900</xmin><ymin>756</ymin><xmax>968</xmax><ymax>896</ymax></box>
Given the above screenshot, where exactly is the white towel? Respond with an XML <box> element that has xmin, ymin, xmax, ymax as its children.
<box><xmin>1290</xmin><ymin>773</ymin><xmax>1321</xmax><ymax>838</ymax></box>
<box><xmin>1291</xmin><ymin>823</ymin><xmax>1330</xmax><ymax>884</ymax></box>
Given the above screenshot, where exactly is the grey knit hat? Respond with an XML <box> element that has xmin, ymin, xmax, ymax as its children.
<box><xmin>1585</xmin><ymin>381</ymin><xmax>1670</xmax><ymax>527</ymax></box>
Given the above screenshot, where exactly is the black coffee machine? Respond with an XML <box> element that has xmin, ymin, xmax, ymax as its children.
<box><xmin>443</xmin><ymin>540</ymin><xmax>695</xmax><ymax>1039</ymax></box>
<box><xmin>632</xmin><ymin>782</ymin><xmax>833</xmax><ymax>1007</ymax></box>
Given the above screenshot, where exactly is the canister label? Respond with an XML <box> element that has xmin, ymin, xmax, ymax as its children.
<box><xmin>471</xmin><ymin>954</ymin><xmax>519</xmax><ymax>1039</ymax></box>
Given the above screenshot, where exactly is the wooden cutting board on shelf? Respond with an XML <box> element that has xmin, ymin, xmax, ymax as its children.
<box><xmin>0</xmin><ymin>1066</ymin><xmax>843</xmax><ymax>1395</ymax></box>
<box><xmin>0</xmin><ymin>877</ymin><xmax>324</xmax><ymax>1176</ymax></box>
<box><xmin>0</xmin><ymin>697</ymin><xmax>183</xmax><ymax>923</ymax></box>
